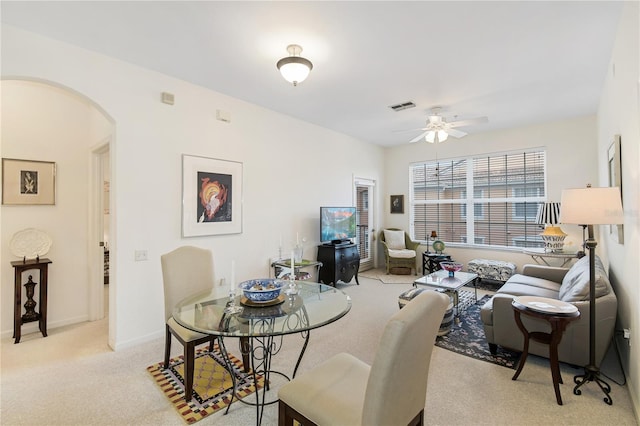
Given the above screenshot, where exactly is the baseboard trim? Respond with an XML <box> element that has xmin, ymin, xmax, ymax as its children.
<box><xmin>1</xmin><ymin>314</ymin><xmax>89</xmax><ymax>339</ymax></box>
<box><xmin>111</xmin><ymin>329</ymin><xmax>163</xmax><ymax>351</ymax></box>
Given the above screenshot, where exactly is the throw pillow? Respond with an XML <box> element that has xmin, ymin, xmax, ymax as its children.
<box><xmin>559</xmin><ymin>255</ymin><xmax>611</xmax><ymax>302</ymax></box>
<box><xmin>384</xmin><ymin>230</ymin><xmax>406</xmax><ymax>250</ymax></box>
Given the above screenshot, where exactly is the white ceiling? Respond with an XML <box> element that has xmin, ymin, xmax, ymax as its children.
<box><xmin>1</xmin><ymin>1</ymin><xmax>624</xmax><ymax>147</ymax></box>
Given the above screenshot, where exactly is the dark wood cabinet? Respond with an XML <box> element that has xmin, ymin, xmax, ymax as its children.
<box><xmin>317</xmin><ymin>243</ymin><xmax>360</xmax><ymax>286</ymax></box>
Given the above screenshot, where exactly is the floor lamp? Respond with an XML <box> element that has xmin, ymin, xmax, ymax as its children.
<box><xmin>560</xmin><ymin>186</ymin><xmax>624</xmax><ymax>405</ymax></box>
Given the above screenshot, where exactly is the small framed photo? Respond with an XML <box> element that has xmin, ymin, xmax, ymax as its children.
<box><xmin>2</xmin><ymin>158</ymin><xmax>56</xmax><ymax>205</ymax></box>
<box><xmin>390</xmin><ymin>194</ymin><xmax>404</xmax><ymax>214</ymax></box>
<box><xmin>182</xmin><ymin>154</ymin><xmax>243</xmax><ymax>237</ymax></box>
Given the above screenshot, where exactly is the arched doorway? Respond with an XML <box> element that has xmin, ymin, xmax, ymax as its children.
<box><xmin>1</xmin><ymin>78</ymin><xmax>116</xmax><ymax>347</ymax></box>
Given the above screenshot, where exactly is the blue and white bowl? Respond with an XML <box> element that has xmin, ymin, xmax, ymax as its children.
<box><xmin>240</xmin><ymin>279</ymin><xmax>283</xmax><ymax>303</ymax></box>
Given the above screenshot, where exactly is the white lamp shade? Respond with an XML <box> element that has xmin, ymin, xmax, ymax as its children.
<box><xmin>425</xmin><ymin>130</ymin><xmax>448</xmax><ymax>143</ymax></box>
<box><xmin>278</xmin><ymin>61</ymin><xmax>311</xmax><ymax>85</ymax></box>
<box><xmin>425</xmin><ymin>131</ymin><xmax>436</xmax><ymax>143</ymax></box>
<box><xmin>560</xmin><ymin>187</ymin><xmax>624</xmax><ymax>225</ymax></box>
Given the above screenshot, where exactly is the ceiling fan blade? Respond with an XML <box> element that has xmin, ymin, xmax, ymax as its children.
<box><xmin>409</xmin><ymin>131</ymin><xmax>429</xmax><ymax>143</ymax></box>
<box><xmin>447</xmin><ymin>128</ymin><xmax>467</xmax><ymax>138</ymax></box>
<box><xmin>448</xmin><ymin>116</ymin><xmax>489</xmax><ymax>128</ymax></box>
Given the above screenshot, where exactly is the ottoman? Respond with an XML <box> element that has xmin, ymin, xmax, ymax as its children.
<box><xmin>468</xmin><ymin>259</ymin><xmax>517</xmax><ymax>283</ymax></box>
<box><xmin>398</xmin><ymin>288</ymin><xmax>454</xmax><ymax>336</ymax></box>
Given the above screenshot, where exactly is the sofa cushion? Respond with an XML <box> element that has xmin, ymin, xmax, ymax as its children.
<box><xmin>502</xmin><ymin>274</ymin><xmax>562</xmax><ymax>292</ymax></box>
<box><xmin>498</xmin><ymin>282</ymin><xmax>560</xmax><ymax>299</ymax></box>
<box><xmin>559</xmin><ymin>255</ymin><xmax>610</xmax><ymax>302</ymax></box>
<box><xmin>388</xmin><ymin>248</ymin><xmax>416</xmax><ymax>259</ymax></box>
<box><xmin>384</xmin><ymin>230</ymin><xmax>406</xmax><ymax>250</ymax></box>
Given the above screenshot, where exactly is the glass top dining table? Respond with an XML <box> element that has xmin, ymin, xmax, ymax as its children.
<box><xmin>172</xmin><ymin>281</ymin><xmax>352</xmax><ymax>425</ymax></box>
<box><xmin>173</xmin><ymin>281</ymin><xmax>352</xmax><ymax>338</ymax></box>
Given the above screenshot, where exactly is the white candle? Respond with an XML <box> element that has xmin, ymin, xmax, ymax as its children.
<box><xmin>291</xmin><ymin>251</ymin><xmax>295</xmax><ymax>277</ymax></box>
<box><xmin>296</xmin><ymin>232</ymin><xmax>299</xmax><ymax>245</ymax></box>
<box><xmin>231</xmin><ymin>260</ymin><xmax>235</xmax><ymax>287</ymax></box>
<box><xmin>279</xmin><ymin>234</ymin><xmax>282</xmax><ymax>249</ymax></box>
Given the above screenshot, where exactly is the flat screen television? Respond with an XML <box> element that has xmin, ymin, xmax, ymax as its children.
<box><xmin>320</xmin><ymin>207</ymin><xmax>357</xmax><ymax>244</ymax></box>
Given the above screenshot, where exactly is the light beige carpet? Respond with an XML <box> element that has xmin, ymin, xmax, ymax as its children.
<box><xmin>359</xmin><ymin>268</ymin><xmax>418</xmax><ymax>284</ymax></box>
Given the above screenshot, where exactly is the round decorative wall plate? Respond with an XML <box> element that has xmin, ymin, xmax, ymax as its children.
<box><xmin>432</xmin><ymin>240</ymin><xmax>445</xmax><ymax>253</ymax></box>
<box><xmin>9</xmin><ymin>228</ymin><xmax>52</xmax><ymax>259</ymax></box>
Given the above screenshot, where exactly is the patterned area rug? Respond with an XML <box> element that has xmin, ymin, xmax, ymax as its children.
<box><xmin>435</xmin><ymin>295</ymin><xmax>521</xmax><ymax>369</ymax></box>
<box><xmin>147</xmin><ymin>346</ymin><xmax>263</xmax><ymax>424</ymax></box>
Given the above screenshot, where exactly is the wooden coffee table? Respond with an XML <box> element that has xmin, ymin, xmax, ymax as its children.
<box><xmin>414</xmin><ymin>269</ymin><xmax>478</xmax><ymax>317</ymax></box>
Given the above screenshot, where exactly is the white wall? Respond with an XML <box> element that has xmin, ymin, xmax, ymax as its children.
<box><xmin>381</xmin><ymin>115</ymin><xmax>598</xmax><ymax>269</ymax></box>
<box><xmin>597</xmin><ymin>1</ymin><xmax>640</xmax><ymax>419</ymax></box>
<box><xmin>1</xmin><ymin>80</ymin><xmax>112</xmax><ymax>335</ymax></box>
<box><xmin>1</xmin><ymin>26</ymin><xmax>384</xmax><ymax>349</ymax></box>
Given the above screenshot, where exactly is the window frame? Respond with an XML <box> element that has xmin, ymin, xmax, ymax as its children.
<box><xmin>409</xmin><ymin>148</ymin><xmax>546</xmax><ymax>250</ymax></box>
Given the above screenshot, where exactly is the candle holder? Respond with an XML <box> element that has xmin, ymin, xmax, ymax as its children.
<box><xmin>224</xmin><ymin>283</ymin><xmax>243</xmax><ymax>314</ymax></box>
<box><xmin>293</xmin><ymin>244</ymin><xmax>304</xmax><ymax>263</ymax></box>
<box><xmin>284</xmin><ymin>276</ymin><xmax>299</xmax><ymax>297</ymax></box>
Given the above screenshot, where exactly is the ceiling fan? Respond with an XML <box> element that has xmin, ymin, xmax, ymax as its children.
<box><xmin>408</xmin><ymin>108</ymin><xmax>488</xmax><ymax>143</ymax></box>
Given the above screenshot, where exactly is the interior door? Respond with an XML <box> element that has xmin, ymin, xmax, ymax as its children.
<box><xmin>354</xmin><ymin>178</ymin><xmax>375</xmax><ymax>271</ymax></box>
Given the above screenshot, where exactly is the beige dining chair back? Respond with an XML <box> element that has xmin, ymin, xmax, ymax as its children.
<box><xmin>278</xmin><ymin>290</ymin><xmax>449</xmax><ymax>425</ymax></box>
<box><xmin>161</xmin><ymin>245</ymin><xmax>217</xmax><ymax>402</ymax></box>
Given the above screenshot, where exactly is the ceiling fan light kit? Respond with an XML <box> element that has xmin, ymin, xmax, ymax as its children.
<box><xmin>425</xmin><ymin>130</ymin><xmax>448</xmax><ymax>143</ymax></box>
<box><xmin>276</xmin><ymin>44</ymin><xmax>313</xmax><ymax>86</ymax></box>
<box><xmin>407</xmin><ymin>107</ymin><xmax>488</xmax><ymax>144</ymax></box>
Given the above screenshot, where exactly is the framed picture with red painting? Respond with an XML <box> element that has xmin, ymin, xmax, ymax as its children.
<box><xmin>182</xmin><ymin>154</ymin><xmax>243</xmax><ymax>237</ymax></box>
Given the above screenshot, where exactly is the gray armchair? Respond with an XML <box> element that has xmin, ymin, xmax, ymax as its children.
<box><xmin>379</xmin><ymin>228</ymin><xmax>420</xmax><ymax>275</ymax></box>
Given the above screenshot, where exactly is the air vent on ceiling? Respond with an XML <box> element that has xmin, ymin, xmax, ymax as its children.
<box><xmin>389</xmin><ymin>101</ymin><xmax>416</xmax><ymax>112</ymax></box>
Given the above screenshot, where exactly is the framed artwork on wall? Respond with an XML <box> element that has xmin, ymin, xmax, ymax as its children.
<box><xmin>182</xmin><ymin>154</ymin><xmax>243</xmax><ymax>237</ymax></box>
<box><xmin>390</xmin><ymin>194</ymin><xmax>404</xmax><ymax>214</ymax></box>
<box><xmin>607</xmin><ymin>135</ymin><xmax>623</xmax><ymax>244</ymax></box>
<box><xmin>2</xmin><ymin>158</ymin><xmax>56</xmax><ymax>205</ymax></box>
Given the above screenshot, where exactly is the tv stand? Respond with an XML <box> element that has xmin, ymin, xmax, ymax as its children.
<box><xmin>317</xmin><ymin>243</ymin><xmax>360</xmax><ymax>286</ymax></box>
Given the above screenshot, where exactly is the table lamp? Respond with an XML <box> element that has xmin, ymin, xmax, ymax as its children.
<box><xmin>536</xmin><ymin>202</ymin><xmax>567</xmax><ymax>252</ymax></box>
<box><xmin>560</xmin><ymin>185</ymin><xmax>623</xmax><ymax>405</ymax></box>
<box><xmin>426</xmin><ymin>230</ymin><xmax>438</xmax><ymax>253</ymax></box>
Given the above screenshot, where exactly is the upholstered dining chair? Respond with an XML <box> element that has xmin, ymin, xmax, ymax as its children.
<box><xmin>379</xmin><ymin>228</ymin><xmax>420</xmax><ymax>275</ymax></box>
<box><xmin>162</xmin><ymin>245</ymin><xmax>248</xmax><ymax>402</ymax></box>
<box><xmin>161</xmin><ymin>246</ymin><xmax>219</xmax><ymax>401</ymax></box>
<box><xmin>278</xmin><ymin>290</ymin><xmax>449</xmax><ymax>426</ymax></box>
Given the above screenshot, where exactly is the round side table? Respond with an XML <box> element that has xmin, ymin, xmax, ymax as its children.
<box><xmin>511</xmin><ymin>296</ymin><xmax>580</xmax><ymax>405</ymax></box>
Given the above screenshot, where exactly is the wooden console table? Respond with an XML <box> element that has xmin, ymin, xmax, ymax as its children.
<box><xmin>11</xmin><ymin>258</ymin><xmax>52</xmax><ymax>344</ymax></box>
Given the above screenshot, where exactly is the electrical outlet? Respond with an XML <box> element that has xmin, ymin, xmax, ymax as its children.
<box><xmin>623</xmin><ymin>328</ymin><xmax>631</xmax><ymax>339</ymax></box>
<box><xmin>134</xmin><ymin>250</ymin><xmax>148</xmax><ymax>261</ymax></box>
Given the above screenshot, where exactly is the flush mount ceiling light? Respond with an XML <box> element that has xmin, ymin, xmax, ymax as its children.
<box><xmin>276</xmin><ymin>44</ymin><xmax>313</xmax><ymax>86</ymax></box>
